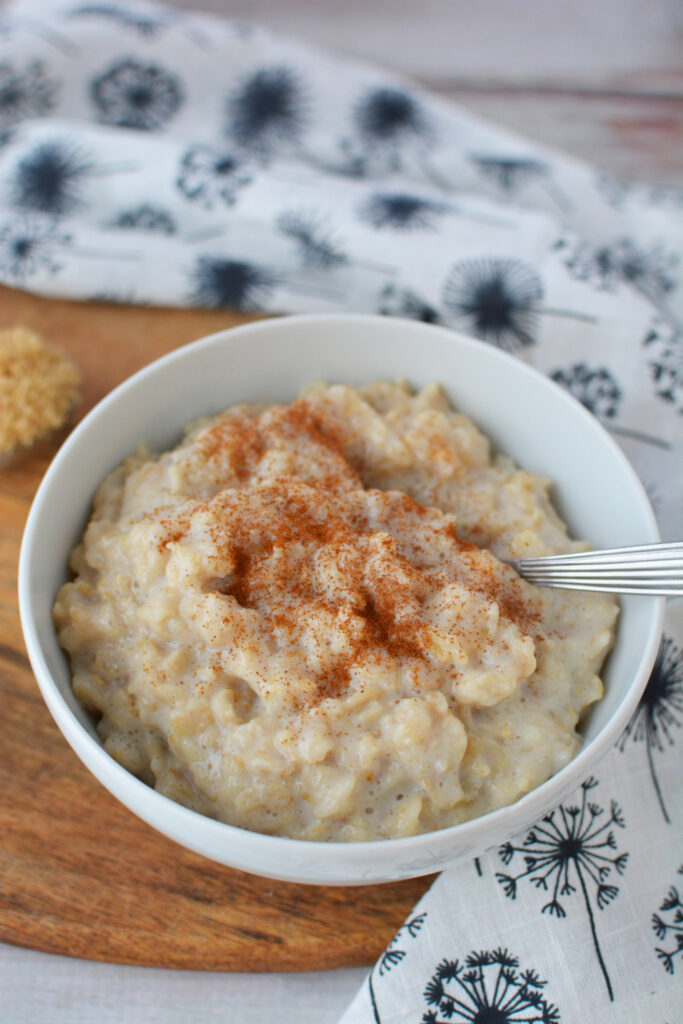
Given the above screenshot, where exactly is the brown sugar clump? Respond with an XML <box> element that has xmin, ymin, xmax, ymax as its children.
<box><xmin>0</xmin><ymin>326</ymin><xmax>81</xmax><ymax>455</ymax></box>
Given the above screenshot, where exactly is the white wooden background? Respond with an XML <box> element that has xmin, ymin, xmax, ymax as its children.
<box><xmin>165</xmin><ymin>0</ymin><xmax>683</xmax><ymax>183</ymax></box>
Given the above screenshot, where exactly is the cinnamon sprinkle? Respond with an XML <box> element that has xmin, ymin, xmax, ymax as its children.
<box><xmin>196</xmin><ymin>410</ymin><xmax>266</xmax><ymax>481</ymax></box>
<box><xmin>154</xmin><ymin>394</ymin><xmax>541</xmax><ymax>706</ymax></box>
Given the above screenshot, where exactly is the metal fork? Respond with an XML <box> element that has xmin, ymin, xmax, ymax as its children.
<box><xmin>511</xmin><ymin>542</ymin><xmax>683</xmax><ymax>595</ymax></box>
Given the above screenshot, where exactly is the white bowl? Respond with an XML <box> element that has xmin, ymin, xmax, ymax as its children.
<box><xmin>19</xmin><ymin>314</ymin><xmax>663</xmax><ymax>885</ymax></box>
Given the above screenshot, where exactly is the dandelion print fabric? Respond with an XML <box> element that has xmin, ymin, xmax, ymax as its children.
<box><xmin>0</xmin><ymin>1</ymin><xmax>681</xmax><ymax>1020</ymax></box>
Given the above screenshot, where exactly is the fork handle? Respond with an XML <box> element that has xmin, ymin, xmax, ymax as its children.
<box><xmin>512</xmin><ymin>541</ymin><xmax>683</xmax><ymax>595</ymax></box>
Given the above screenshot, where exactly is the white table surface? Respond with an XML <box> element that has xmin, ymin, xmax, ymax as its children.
<box><xmin>1</xmin><ymin>0</ymin><xmax>681</xmax><ymax>1020</ymax></box>
<box><xmin>1</xmin><ymin>942</ymin><xmax>367</xmax><ymax>1023</ymax></box>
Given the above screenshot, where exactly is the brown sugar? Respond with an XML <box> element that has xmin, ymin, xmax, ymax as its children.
<box><xmin>0</xmin><ymin>326</ymin><xmax>80</xmax><ymax>455</ymax></box>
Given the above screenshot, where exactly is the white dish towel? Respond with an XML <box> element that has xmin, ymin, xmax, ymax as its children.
<box><xmin>0</xmin><ymin>2</ymin><xmax>681</xmax><ymax>1020</ymax></box>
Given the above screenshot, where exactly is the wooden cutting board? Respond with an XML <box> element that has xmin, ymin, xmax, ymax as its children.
<box><xmin>0</xmin><ymin>285</ymin><xmax>434</xmax><ymax>971</ymax></box>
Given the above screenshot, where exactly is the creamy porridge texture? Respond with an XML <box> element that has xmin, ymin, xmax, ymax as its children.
<box><xmin>54</xmin><ymin>382</ymin><xmax>618</xmax><ymax>841</ymax></box>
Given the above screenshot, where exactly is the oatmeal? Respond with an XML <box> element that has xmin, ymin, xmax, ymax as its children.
<box><xmin>53</xmin><ymin>382</ymin><xmax>618</xmax><ymax>841</ymax></box>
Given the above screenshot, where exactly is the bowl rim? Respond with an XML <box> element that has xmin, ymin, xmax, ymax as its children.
<box><xmin>18</xmin><ymin>313</ymin><xmax>665</xmax><ymax>874</ymax></box>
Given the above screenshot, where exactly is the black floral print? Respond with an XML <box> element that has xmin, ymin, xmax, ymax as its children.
<box><xmin>0</xmin><ymin>60</ymin><xmax>58</xmax><ymax>127</ymax></box>
<box><xmin>597</xmin><ymin>174</ymin><xmax>683</xmax><ymax>211</ymax></box>
<box><xmin>367</xmin><ymin>912</ymin><xmax>427</xmax><ymax>1022</ymax></box>
<box><xmin>357</xmin><ymin>191</ymin><xmax>449</xmax><ymax>231</ymax></box>
<box><xmin>643</xmin><ymin>318</ymin><xmax>683</xmax><ymax>412</ymax></box>
<box><xmin>176</xmin><ymin>145</ymin><xmax>252</xmax><ymax>208</ymax></box>
<box><xmin>276</xmin><ymin>209</ymin><xmax>347</xmax><ymax>270</ymax></box>
<box><xmin>471</xmin><ymin>155</ymin><xmax>549</xmax><ymax>193</ymax></box>
<box><xmin>497</xmin><ymin>777</ymin><xmax>628</xmax><ymax>1001</ymax></box>
<box><xmin>471</xmin><ymin>154</ymin><xmax>571</xmax><ymax>213</ymax></box>
<box><xmin>557</xmin><ymin>238</ymin><xmax>617</xmax><ymax>290</ymax></box>
<box><xmin>558</xmin><ymin>235</ymin><xmax>681</xmax><ymax>339</ymax></box>
<box><xmin>225</xmin><ymin>66</ymin><xmax>309</xmax><ymax>156</ymax></box>
<box><xmin>422</xmin><ymin>949</ymin><xmax>560</xmax><ymax>1023</ymax></box>
<box><xmin>562</xmin><ymin>237</ymin><xmax>678</xmax><ymax>300</ymax></box>
<box><xmin>9</xmin><ymin>139</ymin><xmax>93</xmax><ymax>216</ymax></box>
<box><xmin>550</xmin><ymin>363</ymin><xmax>622</xmax><ymax>419</ymax></box>
<box><xmin>277</xmin><ymin>208</ymin><xmax>400</xmax><ymax>282</ymax></box>
<box><xmin>618</xmin><ymin>636</ymin><xmax>683</xmax><ymax>823</ymax></box>
<box><xmin>91</xmin><ymin>59</ymin><xmax>183</xmax><ymax>130</ymax></box>
<box><xmin>377</xmin><ymin>283</ymin><xmax>440</xmax><ymax>323</ymax></box>
<box><xmin>111</xmin><ymin>204</ymin><xmax>176</xmax><ymax>234</ymax></box>
<box><xmin>0</xmin><ymin>215</ymin><xmax>69</xmax><ymax>282</ymax></box>
<box><xmin>188</xmin><ymin>256</ymin><xmax>278</xmax><ymax>310</ymax></box>
<box><xmin>443</xmin><ymin>257</ymin><xmax>543</xmax><ymax>351</ymax></box>
<box><xmin>549</xmin><ymin>361</ymin><xmax>670</xmax><ymax>448</ymax></box>
<box><xmin>337</xmin><ymin>85</ymin><xmax>439</xmax><ymax>180</ymax></box>
<box><xmin>378</xmin><ymin>913</ymin><xmax>427</xmax><ymax>976</ymax></box>
<box><xmin>353</xmin><ymin>86</ymin><xmax>431</xmax><ymax>150</ymax></box>
<box><xmin>652</xmin><ymin>867</ymin><xmax>683</xmax><ymax>975</ymax></box>
<box><xmin>357</xmin><ymin>189</ymin><xmax>512</xmax><ymax>232</ymax></box>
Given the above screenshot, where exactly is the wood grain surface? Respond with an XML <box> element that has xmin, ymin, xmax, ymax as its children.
<box><xmin>0</xmin><ymin>284</ymin><xmax>434</xmax><ymax>971</ymax></box>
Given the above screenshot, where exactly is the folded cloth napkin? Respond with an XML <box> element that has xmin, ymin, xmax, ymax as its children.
<box><xmin>1</xmin><ymin>1</ymin><xmax>681</xmax><ymax>1020</ymax></box>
